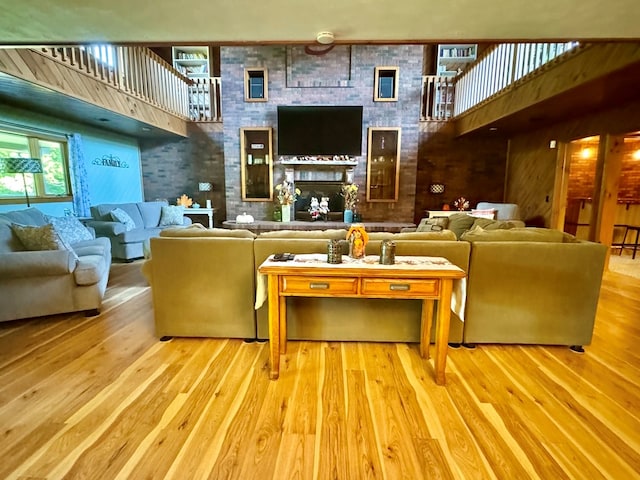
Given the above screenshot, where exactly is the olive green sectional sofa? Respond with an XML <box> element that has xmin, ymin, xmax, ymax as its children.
<box><xmin>141</xmin><ymin>218</ymin><xmax>607</xmax><ymax>349</ymax></box>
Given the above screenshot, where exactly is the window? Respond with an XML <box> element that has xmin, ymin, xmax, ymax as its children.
<box><xmin>0</xmin><ymin>130</ymin><xmax>71</xmax><ymax>202</ymax></box>
<box><xmin>244</xmin><ymin>68</ymin><xmax>268</xmax><ymax>102</ymax></box>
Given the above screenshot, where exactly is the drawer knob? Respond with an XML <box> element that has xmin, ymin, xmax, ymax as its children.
<box><xmin>389</xmin><ymin>284</ymin><xmax>410</xmax><ymax>291</ymax></box>
<box><xmin>309</xmin><ymin>282</ymin><xmax>330</xmax><ymax>289</ymax></box>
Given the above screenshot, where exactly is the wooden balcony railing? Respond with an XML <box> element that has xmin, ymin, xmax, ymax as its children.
<box><xmin>420</xmin><ymin>75</ymin><xmax>456</xmax><ymax>121</ymax></box>
<box><xmin>453</xmin><ymin>42</ymin><xmax>581</xmax><ymax>116</ymax></box>
<box><xmin>37</xmin><ymin>45</ymin><xmax>222</xmax><ymax>122</ymax></box>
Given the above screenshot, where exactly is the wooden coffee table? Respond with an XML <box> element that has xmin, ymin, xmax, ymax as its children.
<box><xmin>258</xmin><ymin>254</ymin><xmax>465</xmax><ymax>385</ymax></box>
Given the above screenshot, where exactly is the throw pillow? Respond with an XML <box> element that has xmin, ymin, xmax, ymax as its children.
<box><xmin>47</xmin><ymin>216</ymin><xmax>93</xmax><ymax>244</ymax></box>
<box><xmin>416</xmin><ymin>217</ymin><xmax>449</xmax><ymax>232</ymax></box>
<box><xmin>110</xmin><ymin>208</ymin><xmax>136</xmax><ymax>231</ymax></box>
<box><xmin>447</xmin><ymin>213</ymin><xmax>477</xmax><ymax>239</ymax></box>
<box><xmin>159</xmin><ymin>205</ymin><xmax>184</xmax><ymax>226</ymax></box>
<box><xmin>11</xmin><ymin>223</ymin><xmax>78</xmax><ymax>260</ymax></box>
<box><xmin>470</xmin><ymin>208</ymin><xmax>496</xmax><ymax>219</ymax></box>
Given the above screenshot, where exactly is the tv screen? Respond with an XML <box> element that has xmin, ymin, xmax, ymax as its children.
<box><xmin>277</xmin><ymin>106</ymin><xmax>363</xmax><ymax>156</ymax></box>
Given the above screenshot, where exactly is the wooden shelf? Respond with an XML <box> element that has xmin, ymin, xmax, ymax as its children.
<box><xmin>172</xmin><ymin>46</ymin><xmax>210</xmax><ymax>78</ymax></box>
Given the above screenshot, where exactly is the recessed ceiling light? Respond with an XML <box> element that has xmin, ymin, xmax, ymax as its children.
<box><xmin>489</xmin><ymin>127</ymin><xmax>498</xmax><ymax>131</ymax></box>
<box><xmin>142</xmin><ymin>127</ymin><xmax>151</xmax><ymax>132</ymax></box>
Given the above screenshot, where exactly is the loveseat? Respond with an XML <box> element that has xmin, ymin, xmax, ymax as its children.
<box><xmin>86</xmin><ymin>201</ymin><xmax>191</xmax><ymax>261</ymax></box>
<box><xmin>0</xmin><ymin>207</ymin><xmax>112</xmax><ymax>322</ymax></box>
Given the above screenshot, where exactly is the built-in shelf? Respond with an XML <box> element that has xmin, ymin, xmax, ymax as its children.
<box><xmin>437</xmin><ymin>44</ymin><xmax>477</xmax><ymax>77</ymax></box>
<box><xmin>172</xmin><ymin>46</ymin><xmax>210</xmax><ymax>78</ymax></box>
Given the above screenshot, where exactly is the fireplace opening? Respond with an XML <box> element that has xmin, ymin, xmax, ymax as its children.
<box><xmin>294</xmin><ymin>181</ymin><xmax>344</xmax><ymax>221</ymax></box>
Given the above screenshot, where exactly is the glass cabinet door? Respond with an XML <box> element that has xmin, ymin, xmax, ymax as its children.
<box><xmin>240</xmin><ymin>127</ymin><xmax>273</xmax><ymax>201</ymax></box>
<box><xmin>366</xmin><ymin>127</ymin><xmax>401</xmax><ymax>202</ymax></box>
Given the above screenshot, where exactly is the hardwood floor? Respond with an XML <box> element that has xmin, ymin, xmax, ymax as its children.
<box><xmin>1</xmin><ymin>262</ymin><xmax>639</xmax><ymax>479</ymax></box>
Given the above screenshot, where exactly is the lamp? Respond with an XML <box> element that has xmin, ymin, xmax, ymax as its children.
<box><xmin>1</xmin><ymin>158</ymin><xmax>42</xmax><ymax>207</ymax></box>
<box><xmin>198</xmin><ymin>182</ymin><xmax>213</xmax><ymax>208</ymax></box>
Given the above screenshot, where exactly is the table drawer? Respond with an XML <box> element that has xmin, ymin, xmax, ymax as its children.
<box><xmin>361</xmin><ymin>278</ymin><xmax>439</xmax><ymax>297</ymax></box>
<box><xmin>282</xmin><ymin>276</ymin><xmax>358</xmax><ymax>295</ymax></box>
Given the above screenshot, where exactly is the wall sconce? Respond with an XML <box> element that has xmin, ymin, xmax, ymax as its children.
<box><xmin>580</xmin><ymin>147</ymin><xmax>592</xmax><ymax>159</ymax></box>
<box><xmin>429</xmin><ymin>183</ymin><xmax>445</xmax><ymax>194</ymax></box>
<box><xmin>633</xmin><ymin>149</ymin><xmax>640</xmax><ymax>160</ymax></box>
<box><xmin>198</xmin><ymin>182</ymin><xmax>213</xmax><ymax>208</ymax></box>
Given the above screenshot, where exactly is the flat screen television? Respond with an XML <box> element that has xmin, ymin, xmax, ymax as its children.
<box><xmin>277</xmin><ymin>106</ymin><xmax>363</xmax><ymax>156</ymax></box>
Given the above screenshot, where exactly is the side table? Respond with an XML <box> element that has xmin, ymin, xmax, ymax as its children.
<box><xmin>182</xmin><ymin>208</ymin><xmax>214</xmax><ymax>228</ymax></box>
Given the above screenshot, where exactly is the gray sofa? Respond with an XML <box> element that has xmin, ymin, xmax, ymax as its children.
<box><xmin>0</xmin><ymin>207</ymin><xmax>112</xmax><ymax>322</ymax></box>
<box><xmin>86</xmin><ymin>201</ymin><xmax>191</xmax><ymax>261</ymax></box>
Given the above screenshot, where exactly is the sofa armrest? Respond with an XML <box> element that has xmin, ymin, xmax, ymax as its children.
<box><xmin>85</xmin><ymin>220</ymin><xmax>126</xmax><ymax>236</ymax></box>
<box><xmin>0</xmin><ymin>250</ymin><xmax>76</xmax><ymax>279</ymax></box>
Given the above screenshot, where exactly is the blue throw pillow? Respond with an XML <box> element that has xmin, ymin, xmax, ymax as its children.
<box><xmin>159</xmin><ymin>205</ymin><xmax>184</xmax><ymax>226</ymax></box>
<box><xmin>110</xmin><ymin>208</ymin><xmax>136</xmax><ymax>231</ymax></box>
<box><xmin>47</xmin><ymin>216</ymin><xmax>93</xmax><ymax>244</ymax></box>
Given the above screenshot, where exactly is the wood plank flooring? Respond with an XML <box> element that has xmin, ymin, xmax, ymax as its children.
<box><xmin>0</xmin><ymin>262</ymin><xmax>639</xmax><ymax>479</ymax></box>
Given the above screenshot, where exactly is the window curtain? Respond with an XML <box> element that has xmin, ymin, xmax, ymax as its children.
<box><xmin>66</xmin><ymin>133</ymin><xmax>91</xmax><ymax>217</ymax></box>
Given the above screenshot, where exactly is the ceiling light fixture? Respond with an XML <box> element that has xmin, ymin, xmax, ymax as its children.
<box><xmin>305</xmin><ymin>31</ymin><xmax>336</xmax><ymax>56</ymax></box>
<box><xmin>316</xmin><ymin>31</ymin><xmax>334</xmax><ymax>45</ymax></box>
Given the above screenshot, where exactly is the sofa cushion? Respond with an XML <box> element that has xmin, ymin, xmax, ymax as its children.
<box><xmin>1</xmin><ymin>207</ymin><xmax>49</xmax><ymax>226</ymax></box>
<box><xmin>416</xmin><ymin>217</ymin><xmax>449</xmax><ymax>232</ymax></box>
<box><xmin>258</xmin><ymin>229</ymin><xmax>348</xmax><ymax>239</ymax></box>
<box><xmin>392</xmin><ymin>230</ymin><xmax>458</xmax><ymax>241</ymax></box>
<box><xmin>460</xmin><ymin>226</ymin><xmax>566</xmax><ymax>243</ymax></box>
<box><xmin>110</xmin><ymin>208</ymin><xmax>136</xmax><ymax>231</ymax></box>
<box><xmin>447</xmin><ymin>213</ymin><xmax>477</xmax><ymax>239</ymax></box>
<box><xmin>471</xmin><ymin>218</ymin><xmax>522</xmax><ymax>231</ymax></box>
<box><xmin>160</xmin><ymin>225</ymin><xmax>257</xmax><ymax>238</ymax></box>
<box><xmin>476</xmin><ymin>202</ymin><xmax>520</xmax><ymax>220</ymax></box>
<box><xmin>138</xmin><ymin>201</ymin><xmax>167</xmax><ymax>228</ymax></box>
<box><xmin>117</xmin><ymin>227</ymin><xmax>162</xmax><ymax>243</ymax></box>
<box><xmin>47</xmin><ymin>216</ymin><xmax>93</xmax><ymax>244</ymax></box>
<box><xmin>159</xmin><ymin>205</ymin><xmax>185</xmax><ymax>226</ymax></box>
<box><xmin>92</xmin><ymin>203</ymin><xmax>144</xmax><ymax>228</ymax></box>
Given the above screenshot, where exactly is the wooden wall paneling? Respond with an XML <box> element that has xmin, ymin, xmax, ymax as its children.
<box><xmin>0</xmin><ymin>48</ymin><xmax>188</xmax><ymax>137</ymax></box>
<box><xmin>593</xmin><ymin>135</ymin><xmax>624</xmax><ymax>248</ymax></box>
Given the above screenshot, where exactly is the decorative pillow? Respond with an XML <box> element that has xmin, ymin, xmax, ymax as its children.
<box><xmin>446</xmin><ymin>213</ymin><xmax>477</xmax><ymax>239</ymax></box>
<box><xmin>11</xmin><ymin>223</ymin><xmax>78</xmax><ymax>260</ymax></box>
<box><xmin>416</xmin><ymin>217</ymin><xmax>449</xmax><ymax>232</ymax></box>
<box><xmin>47</xmin><ymin>216</ymin><xmax>93</xmax><ymax>245</ymax></box>
<box><xmin>110</xmin><ymin>208</ymin><xmax>136</xmax><ymax>231</ymax></box>
<box><xmin>470</xmin><ymin>208</ymin><xmax>496</xmax><ymax>219</ymax></box>
<box><xmin>159</xmin><ymin>205</ymin><xmax>184</xmax><ymax>226</ymax></box>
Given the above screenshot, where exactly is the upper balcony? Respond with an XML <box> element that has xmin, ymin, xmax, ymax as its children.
<box><xmin>1</xmin><ymin>43</ymin><xmax>639</xmax><ymax>140</ymax></box>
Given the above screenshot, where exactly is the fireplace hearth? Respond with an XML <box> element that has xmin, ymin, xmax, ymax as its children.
<box><xmin>294</xmin><ymin>181</ymin><xmax>344</xmax><ymax>221</ymax></box>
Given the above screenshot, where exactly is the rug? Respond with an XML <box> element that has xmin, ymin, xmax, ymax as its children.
<box><xmin>608</xmin><ymin>251</ymin><xmax>640</xmax><ymax>280</ymax></box>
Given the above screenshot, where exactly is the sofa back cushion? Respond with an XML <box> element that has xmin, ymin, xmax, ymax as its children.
<box><xmin>461</xmin><ymin>226</ymin><xmax>565</xmax><ymax>243</ymax></box>
<box><xmin>91</xmin><ymin>203</ymin><xmax>144</xmax><ymax>229</ymax></box>
<box><xmin>258</xmin><ymin>229</ymin><xmax>348</xmax><ymax>239</ymax></box>
<box><xmin>476</xmin><ymin>202</ymin><xmax>521</xmax><ymax>220</ymax></box>
<box><xmin>160</xmin><ymin>225</ymin><xmax>256</xmax><ymax>238</ymax></box>
<box><xmin>0</xmin><ymin>208</ymin><xmax>50</xmax><ymax>253</ymax></box>
<box><xmin>137</xmin><ymin>201</ymin><xmax>167</xmax><ymax>228</ymax></box>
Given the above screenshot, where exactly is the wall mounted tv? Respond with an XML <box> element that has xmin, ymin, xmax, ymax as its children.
<box><xmin>277</xmin><ymin>106</ymin><xmax>363</xmax><ymax>156</ymax></box>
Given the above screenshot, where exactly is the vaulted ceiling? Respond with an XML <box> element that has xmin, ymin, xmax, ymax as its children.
<box><xmin>1</xmin><ymin>0</ymin><xmax>639</xmax><ymax>45</ymax></box>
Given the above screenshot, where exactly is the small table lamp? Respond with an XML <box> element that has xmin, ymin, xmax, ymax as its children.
<box><xmin>199</xmin><ymin>182</ymin><xmax>213</xmax><ymax>208</ymax></box>
<box><xmin>2</xmin><ymin>158</ymin><xmax>43</xmax><ymax>207</ymax></box>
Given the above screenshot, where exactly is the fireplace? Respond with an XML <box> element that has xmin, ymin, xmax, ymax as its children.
<box><xmin>294</xmin><ymin>181</ymin><xmax>344</xmax><ymax>221</ymax></box>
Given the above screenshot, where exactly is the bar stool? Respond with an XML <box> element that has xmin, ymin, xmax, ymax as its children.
<box><xmin>618</xmin><ymin>225</ymin><xmax>640</xmax><ymax>259</ymax></box>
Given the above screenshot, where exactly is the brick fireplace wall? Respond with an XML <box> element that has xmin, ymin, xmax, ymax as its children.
<box><xmin>220</xmin><ymin>45</ymin><xmax>423</xmax><ymax>223</ymax></box>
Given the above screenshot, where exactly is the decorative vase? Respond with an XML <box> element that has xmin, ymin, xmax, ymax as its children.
<box><xmin>281</xmin><ymin>205</ymin><xmax>291</xmax><ymax>222</ymax></box>
<box><xmin>343</xmin><ymin>209</ymin><xmax>353</xmax><ymax>223</ymax></box>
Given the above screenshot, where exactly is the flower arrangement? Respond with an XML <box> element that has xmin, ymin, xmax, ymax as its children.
<box><xmin>454</xmin><ymin>196</ymin><xmax>470</xmax><ymax>211</ymax></box>
<box><xmin>275</xmin><ymin>179</ymin><xmax>300</xmax><ymax>206</ymax></box>
<box><xmin>341</xmin><ymin>183</ymin><xmax>359</xmax><ymax>210</ymax></box>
